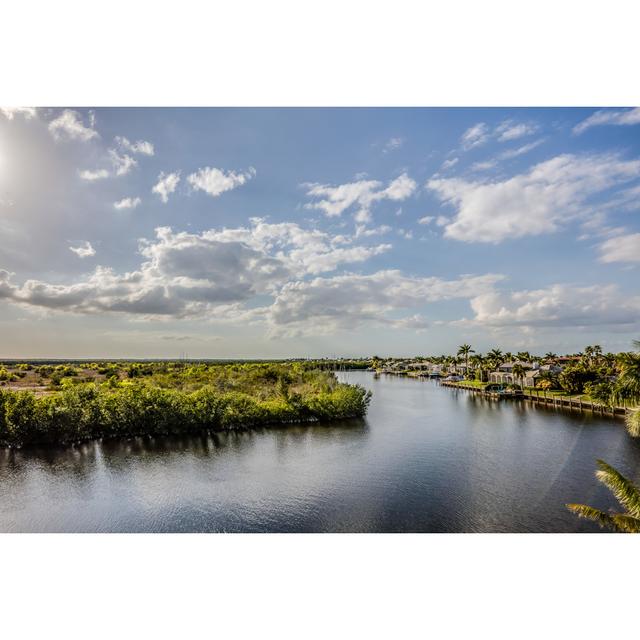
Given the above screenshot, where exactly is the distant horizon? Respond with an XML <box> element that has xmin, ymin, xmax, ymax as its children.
<box><xmin>1</xmin><ymin>341</ymin><xmax>636</xmax><ymax>363</ymax></box>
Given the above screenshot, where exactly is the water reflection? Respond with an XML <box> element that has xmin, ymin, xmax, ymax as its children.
<box><xmin>0</xmin><ymin>373</ymin><xmax>638</xmax><ymax>532</ymax></box>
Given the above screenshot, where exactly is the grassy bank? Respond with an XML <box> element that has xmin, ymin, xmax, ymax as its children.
<box><xmin>0</xmin><ymin>362</ymin><xmax>371</xmax><ymax>448</ymax></box>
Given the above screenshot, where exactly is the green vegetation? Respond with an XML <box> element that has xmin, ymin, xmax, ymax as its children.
<box><xmin>0</xmin><ymin>362</ymin><xmax>371</xmax><ymax>447</ymax></box>
<box><xmin>448</xmin><ymin>380</ymin><xmax>487</xmax><ymax>389</ymax></box>
<box><xmin>567</xmin><ymin>460</ymin><xmax>640</xmax><ymax>533</ymax></box>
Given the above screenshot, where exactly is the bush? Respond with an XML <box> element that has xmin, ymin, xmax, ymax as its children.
<box><xmin>0</xmin><ymin>366</ymin><xmax>372</xmax><ymax>447</ymax></box>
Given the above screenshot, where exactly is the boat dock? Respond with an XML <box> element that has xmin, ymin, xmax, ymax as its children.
<box><xmin>440</xmin><ymin>380</ymin><xmax>626</xmax><ymax>417</ymax></box>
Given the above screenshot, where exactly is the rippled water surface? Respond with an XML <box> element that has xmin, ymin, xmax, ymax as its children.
<box><xmin>1</xmin><ymin>371</ymin><xmax>639</xmax><ymax>532</ymax></box>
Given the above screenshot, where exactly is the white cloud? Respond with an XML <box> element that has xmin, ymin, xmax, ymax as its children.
<box><xmin>460</xmin><ymin>123</ymin><xmax>489</xmax><ymax>150</ymax></box>
<box><xmin>0</xmin><ymin>220</ymin><xmax>395</xmax><ymax>318</ymax></box>
<box><xmin>441</xmin><ymin>157</ymin><xmax>459</xmax><ymax>170</ymax></box>
<box><xmin>495</xmin><ymin>120</ymin><xmax>537</xmax><ymax>142</ymax></box>
<box><xmin>356</xmin><ymin>224</ymin><xmax>393</xmax><ymax>237</ymax></box>
<box><xmin>418</xmin><ymin>216</ymin><xmax>435</xmax><ymax>225</ymax></box>
<box><xmin>304</xmin><ymin>173</ymin><xmax>417</xmax><ymax>222</ymax></box>
<box><xmin>263</xmin><ymin>271</ymin><xmax>504</xmax><ymax>337</ymax></box>
<box><xmin>427</xmin><ymin>153</ymin><xmax>640</xmax><ymax>243</ymax></box>
<box><xmin>69</xmin><ymin>241</ymin><xmax>96</xmax><ymax>258</ymax></box>
<box><xmin>383</xmin><ymin>137</ymin><xmax>404</xmax><ymax>153</ymax></box>
<box><xmin>470</xmin><ymin>160</ymin><xmax>497</xmax><ymax>172</ymax></box>
<box><xmin>115</xmin><ymin>136</ymin><xmax>155</xmax><ymax>156</ymax></box>
<box><xmin>114</xmin><ymin>197</ymin><xmax>142</xmax><ymax>210</ymax></box>
<box><xmin>187</xmin><ymin>166</ymin><xmax>255</xmax><ymax>198</ymax></box>
<box><xmin>201</xmin><ymin>218</ymin><xmax>391</xmax><ymax>276</ymax></box>
<box><xmin>499</xmin><ymin>138</ymin><xmax>545</xmax><ymax>159</ymax></box>
<box><xmin>79</xmin><ymin>169</ymin><xmax>110</xmax><ymax>181</ymax></box>
<box><xmin>599</xmin><ymin>233</ymin><xmax>640</xmax><ymax>263</ymax></box>
<box><xmin>573</xmin><ymin>107</ymin><xmax>640</xmax><ymax>135</ymax></box>
<box><xmin>152</xmin><ymin>171</ymin><xmax>181</xmax><ymax>203</ymax></box>
<box><xmin>460</xmin><ymin>120</ymin><xmax>539</xmax><ymax>152</ymax></box>
<box><xmin>464</xmin><ymin>284</ymin><xmax>640</xmax><ymax>331</ymax></box>
<box><xmin>1</xmin><ymin>107</ymin><xmax>37</xmax><ymax>120</ymax></box>
<box><xmin>470</xmin><ymin>139</ymin><xmax>545</xmax><ymax>172</ymax></box>
<box><xmin>108</xmin><ymin>149</ymin><xmax>137</xmax><ymax>176</ymax></box>
<box><xmin>48</xmin><ymin>109</ymin><xmax>98</xmax><ymax>142</ymax></box>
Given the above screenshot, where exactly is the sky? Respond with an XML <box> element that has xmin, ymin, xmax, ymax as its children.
<box><xmin>0</xmin><ymin>106</ymin><xmax>639</xmax><ymax>358</ymax></box>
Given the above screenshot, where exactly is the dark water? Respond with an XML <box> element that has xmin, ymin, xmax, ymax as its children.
<box><xmin>1</xmin><ymin>371</ymin><xmax>639</xmax><ymax>532</ymax></box>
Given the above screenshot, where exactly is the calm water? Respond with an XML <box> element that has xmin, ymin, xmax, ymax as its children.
<box><xmin>1</xmin><ymin>371</ymin><xmax>639</xmax><ymax>532</ymax></box>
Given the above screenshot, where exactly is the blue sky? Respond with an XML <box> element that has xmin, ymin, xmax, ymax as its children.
<box><xmin>1</xmin><ymin>107</ymin><xmax>639</xmax><ymax>358</ymax></box>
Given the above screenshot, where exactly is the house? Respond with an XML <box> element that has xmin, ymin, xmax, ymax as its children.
<box><xmin>488</xmin><ymin>361</ymin><xmax>534</xmax><ymax>385</ymax></box>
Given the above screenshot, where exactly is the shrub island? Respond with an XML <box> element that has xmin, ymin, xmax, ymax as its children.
<box><xmin>0</xmin><ymin>361</ymin><xmax>371</xmax><ymax>448</ymax></box>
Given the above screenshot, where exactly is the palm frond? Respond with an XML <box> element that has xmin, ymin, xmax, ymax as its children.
<box><xmin>594</xmin><ymin>459</ymin><xmax>640</xmax><ymax>518</ymax></box>
<box><xmin>610</xmin><ymin>514</ymin><xmax>640</xmax><ymax>533</ymax></box>
<box><xmin>566</xmin><ymin>503</ymin><xmax>622</xmax><ymax>531</ymax></box>
<box><xmin>625</xmin><ymin>410</ymin><xmax>640</xmax><ymax>438</ymax></box>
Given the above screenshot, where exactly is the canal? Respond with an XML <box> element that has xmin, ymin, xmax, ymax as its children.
<box><xmin>1</xmin><ymin>371</ymin><xmax>638</xmax><ymax>532</ymax></box>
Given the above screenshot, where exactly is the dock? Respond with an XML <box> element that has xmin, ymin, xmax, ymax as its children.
<box><xmin>440</xmin><ymin>380</ymin><xmax>626</xmax><ymax>417</ymax></box>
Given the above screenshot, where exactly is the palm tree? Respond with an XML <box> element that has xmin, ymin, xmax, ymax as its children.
<box><xmin>544</xmin><ymin>352</ymin><xmax>557</xmax><ymax>364</ymax></box>
<box><xmin>457</xmin><ymin>344</ymin><xmax>474</xmax><ymax>375</ymax></box>
<box><xmin>567</xmin><ymin>460</ymin><xmax>640</xmax><ymax>532</ymax></box>
<box><xmin>612</xmin><ymin>350</ymin><xmax>640</xmax><ymax>410</ymax></box>
<box><xmin>516</xmin><ymin>351</ymin><xmax>531</xmax><ymax>363</ymax></box>
<box><xmin>511</xmin><ymin>363</ymin><xmax>527</xmax><ymax>390</ymax></box>
<box><xmin>469</xmin><ymin>353</ymin><xmax>486</xmax><ymax>381</ymax></box>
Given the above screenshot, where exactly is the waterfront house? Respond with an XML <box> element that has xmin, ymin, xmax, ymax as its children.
<box><xmin>489</xmin><ymin>361</ymin><xmax>534</xmax><ymax>385</ymax></box>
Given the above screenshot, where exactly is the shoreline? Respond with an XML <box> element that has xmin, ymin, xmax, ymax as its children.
<box><xmin>441</xmin><ymin>379</ymin><xmax>626</xmax><ymax>417</ymax></box>
<box><xmin>0</xmin><ymin>412</ymin><xmax>367</xmax><ymax>452</ymax></box>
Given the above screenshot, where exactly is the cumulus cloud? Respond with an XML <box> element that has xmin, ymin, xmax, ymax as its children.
<box><xmin>78</xmin><ymin>137</ymin><xmax>151</xmax><ymax>182</ymax></box>
<box><xmin>48</xmin><ymin>109</ymin><xmax>98</xmax><ymax>142</ymax></box>
<box><xmin>427</xmin><ymin>153</ymin><xmax>640</xmax><ymax>243</ymax></box>
<box><xmin>114</xmin><ymin>197</ymin><xmax>142</xmax><ymax>210</ymax></box>
<box><xmin>0</xmin><ymin>221</ymin><xmax>395</xmax><ymax>319</ymax></box>
<box><xmin>152</xmin><ymin>171</ymin><xmax>181</xmax><ymax>203</ymax></box>
<box><xmin>115</xmin><ymin>136</ymin><xmax>154</xmax><ymax>156</ymax></box>
<box><xmin>199</xmin><ymin>218</ymin><xmax>391</xmax><ymax>276</ymax></box>
<box><xmin>463</xmin><ymin>284</ymin><xmax>640</xmax><ymax>331</ymax></box>
<box><xmin>187</xmin><ymin>166</ymin><xmax>255</xmax><ymax>198</ymax></box>
<box><xmin>304</xmin><ymin>173</ymin><xmax>417</xmax><ymax>223</ymax></box>
<box><xmin>79</xmin><ymin>169</ymin><xmax>110</xmax><ymax>181</ymax></box>
<box><xmin>460</xmin><ymin>123</ymin><xmax>490</xmax><ymax>150</ymax></box>
<box><xmin>599</xmin><ymin>233</ymin><xmax>640</xmax><ymax>263</ymax></box>
<box><xmin>573</xmin><ymin>107</ymin><xmax>640</xmax><ymax>135</ymax></box>
<box><xmin>1</xmin><ymin>107</ymin><xmax>37</xmax><ymax>120</ymax></box>
<box><xmin>263</xmin><ymin>271</ymin><xmax>504</xmax><ymax>337</ymax></box>
<box><xmin>69</xmin><ymin>241</ymin><xmax>96</xmax><ymax>258</ymax></box>
<box><xmin>108</xmin><ymin>148</ymin><xmax>137</xmax><ymax>176</ymax></box>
